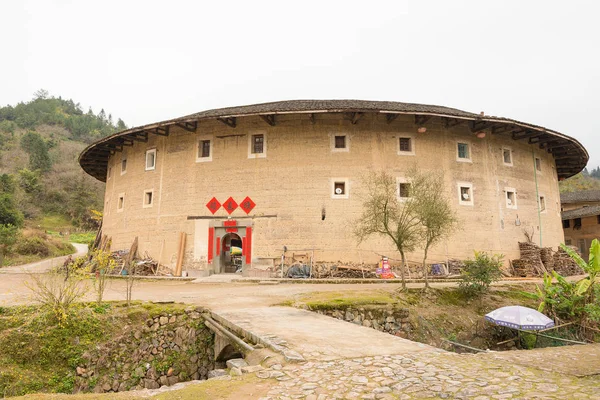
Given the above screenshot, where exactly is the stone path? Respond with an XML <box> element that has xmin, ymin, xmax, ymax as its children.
<box><xmin>257</xmin><ymin>351</ymin><xmax>600</xmax><ymax>400</ymax></box>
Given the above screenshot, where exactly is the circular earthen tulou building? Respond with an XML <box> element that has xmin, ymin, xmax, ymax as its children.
<box><xmin>79</xmin><ymin>100</ymin><xmax>588</xmax><ymax>276</ymax></box>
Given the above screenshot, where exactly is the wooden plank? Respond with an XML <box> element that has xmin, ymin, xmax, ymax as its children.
<box><xmin>175</xmin><ymin>232</ymin><xmax>186</xmax><ymax>277</ymax></box>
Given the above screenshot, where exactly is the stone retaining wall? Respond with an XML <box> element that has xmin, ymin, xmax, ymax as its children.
<box><xmin>314</xmin><ymin>305</ymin><xmax>412</xmax><ymax>337</ymax></box>
<box><xmin>75</xmin><ymin>307</ymin><xmax>216</xmax><ymax>393</ymax></box>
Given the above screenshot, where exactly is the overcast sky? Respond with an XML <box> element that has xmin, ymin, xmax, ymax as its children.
<box><xmin>1</xmin><ymin>0</ymin><xmax>598</xmax><ymax>168</ymax></box>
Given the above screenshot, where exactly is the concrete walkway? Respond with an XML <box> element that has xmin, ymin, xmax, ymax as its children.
<box><xmin>0</xmin><ymin>242</ymin><xmax>88</xmax><ymax>274</ymax></box>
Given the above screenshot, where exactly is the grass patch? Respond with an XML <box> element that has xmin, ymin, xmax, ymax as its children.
<box><xmin>11</xmin><ymin>374</ymin><xmax>272</xmax><ymax>400</ymax></box>
<box><xmin>68</xmin><ymin>232</ymin><xmax>95</xmax><ymax>245</ymax></box>
<box><xmin>34</xmin><ymin>214</ymin><xmax>74</xmax><ymax>232</ymax></box>
<box><xmin>283</xmin><ymin>290</ymin><xmax>398</xmax><ymax>310</ymax></box>
<box><xmin>0</xmin><ymin>302</ymin><xmax>189</xmax><ymax>398</ymax></box>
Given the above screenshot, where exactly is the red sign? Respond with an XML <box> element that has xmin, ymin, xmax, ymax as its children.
<box><xmin>224</xmin><ymin>220</ymin><xmax>237</xmax><ymax>233</ymax></box>
<box><xmin>223</xmin><ymin>197</ymin><xmax>238</xmax><ymax>214</ymax></box>
<box><xmin>206</xmin><ymin>197</ymin><xmax>221</xmax><ymax>214</ymax></box>
<box><xmin>240</xmin><ymin>196</ymin><xmax>256</xmax><ymax>214</ymax></box>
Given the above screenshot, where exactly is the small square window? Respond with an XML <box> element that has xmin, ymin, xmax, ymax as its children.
<box><xmin>117</xmin><ymin>194</ymin><xmax>125</xmax><ymax>212</ymax></box>
<box><xmin>399</xmin><ymin>183</ymin><xmax>411</xmax><ymax>199</ymax></box>
<box><xmin>121</xmin><ymin>159</ymin><xmax>127</xmax><ymax>175</ymax></box>
<box><xmin>502</xmin><ymin>148</ymin><xmax>513</xmax><ymax>166</ymax></box>
<box><xmin>457</xmin><ymin>142</ymin><xmax>471</xmax><ymax>162</ymax></box>
<box><xmin>331</xmin><ymin>134</ymin><xmax>349</xmax><ymax>152</ymax></box>
<box><xmin>252</xmin><ymin>134</ymin><xmax>264</xmax><ymax>154</ymax></box>
<box><xmin>574</xmin><ymin>218</ymin><xmax>582</xmax><ymax>230</ymax></box>
<box><xmin>457</xmin><ymin>182</ymin><xmax>473</xmax><ymax>206</ymax></box>
<box><xmin>505</xmin><ymin>188</ymin><xmax>517</xmax><ymax>209</ymax></box>
<box><xmin>565</xmin><ymin>239</ymin><xmax>572</xmax><ymax>246</ymax></box>
<box><xmin>331</xmin><ymin>178</ymin><xmax>349</xmax><ymax>199</ymax></box>
<box><xmin>535</xmin><ymin>157</ymin><xmax>542</xmax><ymax>172</ymax></box>
<box><xmin>145</xmin><ymin>149</ymin><xmax>156</xmax><ymax>171</ymax></box>
<box><xmin>562</xmin><ymin>219</ymin><xmax>570</xmax><ymax>229</ymax></box>
<box><xmin>248</xmin><ymin>133</ymin><xmax>267</xmax><ymax>158</ymax></box>
<box><xmin>399</xmin><ymin>138</ymin><xmax>411</xmax><ymax>152</ymax></box>
<box><xmin>539</xmin><ymin>196</ymin><xmax>546</xmax><ymax>212</ymax></box>
<box><xmin>334</xmin><ymin>135</ymin><xmax>346</xmax><ymax>149</ymax></box>
<box><xmin>143</xmin><ymin>190</ymin><xmax>153</xmax><ymax>208</ymax></box>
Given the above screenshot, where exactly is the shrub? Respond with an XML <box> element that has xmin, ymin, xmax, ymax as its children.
<box><xmin>458</xmin><ymin>251</ymin><xmax>504</xmax><ymax>297</ymax></box>
<box><xmin>14</xmin><ymin>236</ymin><xmax>51</xmax><ymax>256</ymax></box>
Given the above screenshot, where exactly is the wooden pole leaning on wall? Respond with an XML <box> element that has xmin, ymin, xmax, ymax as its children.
<box><xmin>175</xmin><ymin>232</ymin><xmax>186</xmax><ymax>277</ymax></box>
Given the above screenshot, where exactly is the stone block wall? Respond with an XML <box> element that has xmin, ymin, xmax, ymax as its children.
<box><xmin>314</xmin><ymin>305</ymin><xmax>411</xmax><ymax>338</ymax></box>
<box><xmin>75</xmin><ymin>307</ymin><xmax>215</xmax><ymax>394</ymax></box>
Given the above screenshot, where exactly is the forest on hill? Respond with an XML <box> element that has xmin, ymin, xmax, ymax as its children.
<box><xmin>0</xmin><ymin>90</ymin><xmax>126</xmax><ymax>264</ymax></box>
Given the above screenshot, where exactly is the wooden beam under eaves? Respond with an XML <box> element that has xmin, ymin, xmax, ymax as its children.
<box><xmin>176</xmin><ymin>121</ymin><xmax>198</xmax><ymax>133</ymax></box>
<box><xmin>385</xmin><ymin>113</ymin><xmax>399</xmax><ymax>124</ymax></box>
<box><xmin>469</xmin><ymin>120</ymin><xmax>495</xmax><ymax>133</ymax></box>
<box><xmin>491</xmin><ymin>124</ymin><xmax>514</xmax><ymax>134</ymax></box>
<box><xmin>348</xmin><ymin>112</ymin><xmax>363</xmax><ymax>125</ymax></box>
<box><xmin>442</xmin><ymin>117</ymin><xmax>464</xmax><ymax>128</ymax></box>
<box><xmin>217</xmin><ymin>117</ymin><xmax>237</xmax><ymax>128</ymax></box>
<box><xmin>124</xmin><ymin>133</ymin><xmax>148</xmax><ymax>142</ymax></box>
<box><xmin>143</xmin><ymin>126</ymin><xmax>169</xmax><ymax>137</ymax></box>
<box><xmin>511</xmin><ymin>130</ymin><xmax>534</xmax><ymax>141</ymax></box>
<box><xmin>415</xmin><ymin>115</ymin><xmax>431</xmax><ymax>126</ymax></box>
<box><xmin>259</xmin><ymin>115</ymin><xmax>276</xmax><ymax>126</ymax></box>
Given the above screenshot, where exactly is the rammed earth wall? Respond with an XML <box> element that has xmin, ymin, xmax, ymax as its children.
<box><xmin>75</xmin><ymin>307</ymin><xmax>216</xmax><ymax>394</ymax></box>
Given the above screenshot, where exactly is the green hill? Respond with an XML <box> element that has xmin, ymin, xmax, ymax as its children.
<box><xmin>0</xmin><ymin>90</ymin><xmax>126</xmax><ymax>265</ymax></box>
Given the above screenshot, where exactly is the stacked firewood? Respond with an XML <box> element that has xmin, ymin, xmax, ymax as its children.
<box><xmin>539</xmin><ymin>247</ymin><xmax>555</xmax><ymax>271</ymax></box>
<box><xmin>516</xmin><ymin>242</ymin><xmax>548</xmax><ymax>276</ymax></box>
<box><xmin>447</xmin><ymin>259</ymin><xmax>465</xmax><ymax>275</ymax></box>
<box><xmin>310</xmin><ymin>263</ymin><xmax>378</xmax><ymax>279</ymax></box>
<box><xmin>512</xmin><ymin>259</ymin><xmax>535</xmax><ymax>277</ymax></box>
<box><xmin>552</xmin><ymin>247</ymin><xmax>583</xmax><ymax>276</ymax></box>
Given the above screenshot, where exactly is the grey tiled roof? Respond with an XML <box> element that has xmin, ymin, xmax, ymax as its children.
<box><xmin>562</xmin><ymin>205</ymin><xmax>600</xmax><ymax>220</ymax></box>
<box><xmin>560</xmin><ymin>190</ymin><xmax>600</xmax><ymax>204</ymax></box>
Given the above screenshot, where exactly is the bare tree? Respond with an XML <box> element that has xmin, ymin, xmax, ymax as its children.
<box><xmin>354</xmin><ymin>170</ymin><xmax>421</xmax><ymax>290</ymax></box>
<box><xmin>411</xmin><ymin>170</ymin><xmax>458</xmax><ymax>288</ymax></box>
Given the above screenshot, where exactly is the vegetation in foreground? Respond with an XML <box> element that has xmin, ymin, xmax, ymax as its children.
<box><xmin>0</xmin><ymin>301</ymin><xmax>189</xmax><ymax>398</ymax></box>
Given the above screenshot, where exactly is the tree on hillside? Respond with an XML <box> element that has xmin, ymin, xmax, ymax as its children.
<box><xmin>0</xmin><ymin>224</ymin><xmax>19</xmax><ymax>266</ymax></box>
<box><xmin>353</xmin><ymin>170</ymin><xmax>422</xmax><ymax>289</ymax></box>
<box><xmin>20</xmin><ymin>131</ymin><xmax>52</xmax><ymax>172</ymax></box>
<box><xmin>0</xmin><ymin>193</ymin><xmax>24</xmax><ymax>227</ymax></box>
<box><xmin>411</xmin><ymin>170</ymin><xmax>458</xmax><ymax>288</ymax></box>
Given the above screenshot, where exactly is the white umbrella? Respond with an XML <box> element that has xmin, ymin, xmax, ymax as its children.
<box><xmin>485</xmin><ymin>306</ymin><xmax>554</xmax><ymax>330</ymax></box>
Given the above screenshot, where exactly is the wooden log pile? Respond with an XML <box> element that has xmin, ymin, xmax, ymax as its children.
<box><xmin>310</xmin><ymin>263</ymin><xmax>378</xmax><ymax>279</ymax></box>
<box><xmin>539</xmin><ymin>247</ymin><xmax>555</xmax><ymax>271</ymax></box>
<box><xmin>516</xmin><ymin>242</ymin><xmax>548</xmax><ymax>276</ymax></box>
<box><xmin>552</xmin><ymin>247</ymin><xmax>583</xmax><ymax>276</ymax></box>
<box><xmin>447</xmin><ymin>259</ymin><xmax>464</xmax><ymax>275</ymax></box>
<box><xmin>512</xmin><ymin>259</ymin><xmax>535</xmax><ymax>277</ymax></box>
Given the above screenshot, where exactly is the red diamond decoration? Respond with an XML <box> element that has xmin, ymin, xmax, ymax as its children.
<box><xmin>240</xmin><ymin>196</ymin><xmax>256</xmax><ymax>214</ymax></box>
<box><xmin>206</xmin><ymin>197</ymin><xmax>221</xmax><ymax>214</ymax></box>
<box><xmin>223</xmin><ymin>197</ymin><xmax>238</xmax><ymax>215</ymax></box>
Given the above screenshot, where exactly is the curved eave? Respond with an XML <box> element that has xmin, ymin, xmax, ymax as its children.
<box><xmin>79</xmin><ymin>104</ymin><xmax>589</xmax><ymax>182</ymax></box>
